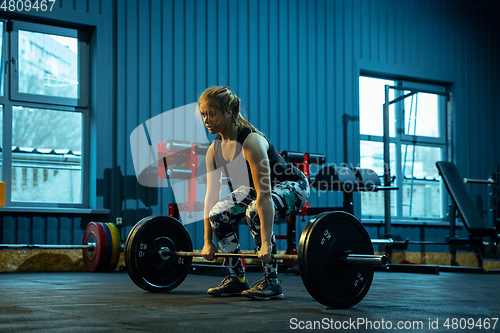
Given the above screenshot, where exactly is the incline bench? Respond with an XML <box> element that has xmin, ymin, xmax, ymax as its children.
<box><xmin>436</xmin><ymin>161</ymin><xmax>499</xmax><ymax>268</ymax></box>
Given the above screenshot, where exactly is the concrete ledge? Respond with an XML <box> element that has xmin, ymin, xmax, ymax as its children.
<box><xmin>0</xmin><ymin>249</ymin><xmax>125</xmax><ymax>272</ymax></box>
<box><xmin>387</xmin><ymin>251</ymin><xmax>500</xmax><ymax>271</ymax></box>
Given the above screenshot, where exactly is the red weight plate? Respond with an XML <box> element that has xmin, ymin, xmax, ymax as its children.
<box><xmin>82</xmin><ymin>222</ymin><xmax>108</xmax><ymax>272</ymax></box>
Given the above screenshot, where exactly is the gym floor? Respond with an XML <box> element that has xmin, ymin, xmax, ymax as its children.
<box><xmin>1</xmin><ymin>269</ymin><xmax>499</xmax><ymax>332</ymax></box>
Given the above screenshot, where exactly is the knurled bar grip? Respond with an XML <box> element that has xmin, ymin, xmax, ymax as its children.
<box><xmin>159</xmin><ymin>250</ymin><xmax>387</xmax><ymax>266</ymax></box>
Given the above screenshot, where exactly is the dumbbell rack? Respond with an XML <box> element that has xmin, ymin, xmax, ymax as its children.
<box><xmin>157</xmin><ymin>140</ymin><xmax>208</xmax><ymax>216</ymax></box>
<box><xmin>277</xmin><ymin>151</ymin><xmax>398</xmax><ymax>260</ymax></box>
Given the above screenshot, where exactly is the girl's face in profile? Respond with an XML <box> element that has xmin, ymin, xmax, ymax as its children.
<box><xmin>199</xmin><ymin>102</ymin><xmax>224</xmax><ymax>134</ymax></box>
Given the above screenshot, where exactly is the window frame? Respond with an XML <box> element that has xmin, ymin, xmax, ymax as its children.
<box><xmin>9</xmin><ymin>20</ymin><xmax>89</xmax><ymax>107</ymax></box>
<box><xmin>359</xmin><ymin>76</ymin><xmax>449</xmax><ymax>222</ymax></box>
<box><xmin>0</xmin><ymin>19</ymin><xmax>89</xmax><ymax>209</ymax></box>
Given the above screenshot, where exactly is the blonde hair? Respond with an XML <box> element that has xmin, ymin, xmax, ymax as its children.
<box><xmin>198</xmin><ymin>86</ymin><xmax>264</xmax><ymax>136</ymax></box>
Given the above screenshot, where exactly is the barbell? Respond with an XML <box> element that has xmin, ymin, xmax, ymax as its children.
<box><xmin>124</xmin><ymin>211</ymin><xmax>387</xmax><ymax>309</ymax></box>
<box><xmin>0</xmin><ymin>222</ymin><xmax>121</xmax><ymax>272</ymax></box>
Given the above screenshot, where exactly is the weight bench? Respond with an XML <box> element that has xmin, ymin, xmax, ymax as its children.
<box><xmin>436</xmin><ymin>161</ymin><xmax>499</xmax><ymax>268</ymax></box>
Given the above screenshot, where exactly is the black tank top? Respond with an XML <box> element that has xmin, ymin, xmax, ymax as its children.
<box><xmin>212</xmin><ymin>127</ymin><xmax>302</xmax><ymax>188</ymax></box>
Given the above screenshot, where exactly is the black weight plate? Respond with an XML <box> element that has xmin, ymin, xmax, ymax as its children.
<box><xmin>125</xmin><ymin>217</ymin><xmax>161</xmax><ymax>289</ymax></box>
<box><xmin>125</xmin><ymin>216</ymin><xmax>191</xmax><ymax>292</ymax></box>
<box><xmin>125</xmin><ymin>218</ymin><xmax>164</xmax><ymax>290</ymax></box>
<box><xmin>298</xmin><ymin>211</ymin><xmax>374</xmax><ymax>308</ymax></box>
<box><xmin>125</xmin><ymin>220</ymin><xmax>140</xmax><ymax>256</ymax></box>
<box><xmin>124</xmin><ymin>221</ymin><xmax>143</xmax><ymax>287</ymax></box>
<box><xmin>125</xmin><ymin>215</ymin><xmax>193</xmax><ymax>292</ymax></box>
<box><xmin>298</xmin><ymin>212</ymin><xmax>331</xmax><ymax>306</ymax></box>
<box><xmin>125</xmin><ymin>216</ymin><xmax>180</xmax><ymax>292</ymax></box>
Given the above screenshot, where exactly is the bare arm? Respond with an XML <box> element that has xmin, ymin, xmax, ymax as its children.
<box><xmin>243</xmin><ymin>133</ymin><xmax>274</xmax><ymax>263</ymax></box>
<box><xmin>202</xmin><ymin>144</ymin><xmax>221</xmax><ymax>260</ymax></box>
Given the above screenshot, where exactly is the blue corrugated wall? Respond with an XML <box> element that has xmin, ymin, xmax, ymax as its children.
<box><xmin>0</xmin><ymin>0</ymin><xmax>499</xmax><ymax>254</ymax></box>
<box><xmin>113</xmin><ymin>0</ymin><xmax>500</xmax><ymax>251</ymax></box>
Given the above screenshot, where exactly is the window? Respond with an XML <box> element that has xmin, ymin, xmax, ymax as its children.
<box><xmin>0</xmin><ymin>20</ymin><xmax>89</xmax><ymax>207</ymax></box>
<box><xmin>17</xmin><ymin>30</ymin><xmax>78</xmax><ymax>99</ymax></box>
<box><xmin>359</xmin><ymin>76</ymin><xmax>448</xmax><ymax>221</ymax></box>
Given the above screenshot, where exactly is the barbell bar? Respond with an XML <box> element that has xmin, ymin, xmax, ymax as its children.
<box><xmin>0</xmin><ymin>243</ymin><xmax>96</xmax><ymax>250</ymax></box>
<box><xmin>0</xmin><ymin>222</ymin><xmax>121</xmax><ymax>273</ymax></box>
<box><xmin>463</xmin><ymin>177</ymin><xmax>497</xmax><ymax>185</ymax></box>
<box><xmin>124</xmin><ymin>211</ymin><xmax>386</xmax><ymax>309</ymax></box>
<box><xmin>157</xmin><ymin>249</ymin><xmax>388</xmax><ymax>267</ymax></box>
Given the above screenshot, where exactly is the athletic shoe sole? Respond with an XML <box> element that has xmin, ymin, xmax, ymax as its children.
<box><xmin>242</xmin><ymin>293</ymin><xmax>284</xmax><ymax>300</ymax></box>
<box><xmin>207</xmin><ymin>291</ymin><xmax>246</xmax><ymax>297</ymax></box>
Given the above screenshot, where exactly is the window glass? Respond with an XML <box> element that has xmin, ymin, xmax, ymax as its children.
<box><xmin>18</xmin><ymin>30</ymin><xmax>78</xmax><ymax>99</ymax></box>
<box><xmin>401</xmin><ymin>145</ymin><xmax>442</xmax><ymax>218</ymax></box>
<box><xmin>401</xmin><ymin>145</ymin><xmax>441</xmax><ymax>179</ymax></box>
<box><xmin>360</xmin><ymin>140</ymin><xmax>396</xmax><ymax>176</ymax></box>
<box><xmin>404</xmin><ymin>92</ymin><xmax>439</xmax><ymax>137</ymax></box>
<box><xmin>11</xmin><ymin>106</ymin><xmax>82</xmax><ymax>203</ymax></box>
<box><xmin>360</xmin><ymin>75</ymin><xmax>446</xmax><ymax>221</ymax></box>
<box><xmin>0</xmin><ymin>21</ymin><xmax>87</xmax><ymax>207</ymax></box>
<box><xmin>360</xmin><ymin>140</ymin><xmax>397</xmax><ymax>216</ymax></box>
<box><xmin>359</xmin><ymin>77</ymin><xmax>396</xmax><ymax>137</ymax></box>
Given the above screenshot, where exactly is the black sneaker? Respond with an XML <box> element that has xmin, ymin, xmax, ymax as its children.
<box><xmin>241</xmin><ymin>277</ymin><xmax>284</xmax><ymax>300</ymax></box>
<box><xmin>207</xmin><ymin>276</ymin><xmax>250</xmax><ymax>297</ymax></box>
